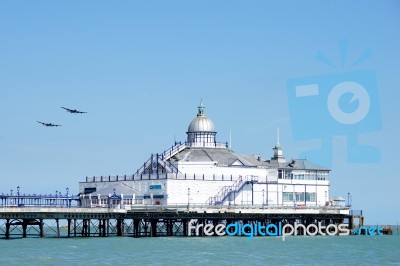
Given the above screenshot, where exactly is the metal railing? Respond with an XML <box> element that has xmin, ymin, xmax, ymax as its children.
<box><xmin>161</xmin><ymin>141</ymin><xmax>187</xmax><ymax>160</ymax></box>
<box><xmin>125</xmin><ymin>203</ymin><xmax>350</xmax><ymax>211</ymax></box>
<box><xmin>85</xmin><ymin>173</ymin><xmax>242</xmax><ymax>182</ymax></box>
<box><xmin>0</xmin><ymin>194</ymin><xmax>80</xmax><ymax>207</ymax></box>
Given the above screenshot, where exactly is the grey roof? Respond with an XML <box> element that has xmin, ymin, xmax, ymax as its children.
<box><xmin>279</xmin><ymin>159</ymin><xmax>330</xmax><ymax>171</ymax></box>
<box><xmin>89</xmin><ymin>183</ymin><xmax>139</xmax><ymax>196</ymax></box>
<box><xmin>239</xmin><ymin>155</ymin><xmax>270</xmax><ymax>167</ymax></box>
<box><xmin>170</xmin><ymin>147</ymin><xmax>329</xmax><ymax>170</ymax></box>
<box><xmin>171</xmin><ymin>147</ymin><xmax>268</xmax><ymax>167</ymax></box>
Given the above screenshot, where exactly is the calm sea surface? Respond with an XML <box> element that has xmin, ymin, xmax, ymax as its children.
<box><xmin>0</xmin><ymin>235</ymin><xmax>399</xmax><ymax>265</ymax></box>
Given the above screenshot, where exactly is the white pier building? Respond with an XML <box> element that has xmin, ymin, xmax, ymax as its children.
<box><xmin>80</xmin><ymin>101</ymin><xmax>338</xmax><ymax>209</ymax></box>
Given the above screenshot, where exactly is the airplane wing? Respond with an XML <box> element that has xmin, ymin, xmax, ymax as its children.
<box><xmin>61</xmin><ymin>107</ymin><xmax>87</xmax><ymax>113</ymax></box>
<box><xmin>37</xmin><ymin>121</ymin><xmax>61</xmax><ymax>127</ymax></box>
<box><xmin>61</xmin><ymin>107</ymin><xmax>72</xmax><ymax>112</ymax></box>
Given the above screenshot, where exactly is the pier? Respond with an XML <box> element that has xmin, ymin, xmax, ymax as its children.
<box><xmin>0</xmin><ymin>204</ymin><xmax>352</xmax><ymax>239</ymax></box>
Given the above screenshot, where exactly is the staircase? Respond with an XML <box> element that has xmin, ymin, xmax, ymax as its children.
<box><xmin>133</xmin><ymin>142</ymin><xmax>187</xmax><ymax>177</ymax></box>
<box><xmin>162</xmin><ymin>142</ymin><xmax>187</xmax><ymax>161</ymax></box>
<box><xmin>207</xmin><ymin>175</ymin><xmax>258</xmax><ymax>205</ymax></box>
<box><xmin>134</xmin><ymin>153</ymin><xmax>180</xmax><ymax>176</ymax></box>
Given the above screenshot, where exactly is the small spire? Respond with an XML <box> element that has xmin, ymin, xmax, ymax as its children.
<box><xmin>272</xmin><ymin>127</ymin><xmax>286</xmax><ymax>163</ymax></box>
<box><xmin>275</xmin><ymin>127</ymin><xmax>281</xmax><ymax>148</ymax></box>
<box><xmin>197</xmin><ymin>98</ymin><xmax>205</xmax><ymax>116</ymax></box>
<box><xmin>277</xmin><ymin>127</ymin><xmax>280</xmax><ymax>146</ymax></box>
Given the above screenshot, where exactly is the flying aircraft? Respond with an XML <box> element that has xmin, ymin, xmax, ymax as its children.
<box><xmin>61</xmin><ymin>107</ymin><xmax>87</xmax><ymax>114</ymax></box>
<box><xmin>37</xmin><ymin>121</ymin><xmax>62</xmax><ymax>127</ymax></box>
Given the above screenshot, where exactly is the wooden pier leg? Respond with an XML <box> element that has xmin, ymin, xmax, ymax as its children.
<box><xmin>106</xmin><ymin>219</ymin><xmax>110</xmax><ymax>236</ymax></box>
<box><xmin>164</xmin><ymin>220</ymin><xmax>169</xmax><ymax>236</ymax></box>
<box><xmin>183</xmin><ymin>219</ymin><xmax>188</xmax><ymax>237</ymax></box>
<box><xmin>67</xmin><ymin>219</ymin><xmax>71</xmax><ymax>238</ymax></box>
<box><xmin>133</xmin><ymin>219</ymin><xmax>140</xmax><ymax>238</ymax></box>
<box><xmin>151</xmin><ymin>219</ymin><xmax>157</xmax><ymax>237</ymax></box>
<box><xmin>98</xmin><ymin>219</ymin><xmax>102</xmax><ymax>237</ymax></box>
<box><xmin>82</xmin><ymin>219</ymin><xmax>86</xmax><ymax>237</ymax></box>
<box><xmin>87</xmin><ymin>219</ymin><xmax>91</xmax><ymax>237</ymax></box>
<box><xmin>39</xmin><ymin>219</ymin><xmax>44</xmax><ymax>238</ymax></box>
<box><xmin>117</xmin><ymin>219</ymin><xmax>124</xmax><ymax>237</ymax></box>
<box><xmin>22</xmin><ymin>220</ymin><xmax>27</xmax><ymax>238</ymax></box>
<box><xmin>167</xmin><ymin>220</ymin><xmax>173</xmax><ymax>236</ymax></box>
<box><xmin>56</xmin><ymin>219</ymin><xmax>60</xmax><ymax>238</ymax></box>
<box><xmin>103</xmin><ymin>219</ymin><xmax>107</xmax><ymax>237</ymax></box>
<box><xmin>5</xmin><ymin>219</ymin><xmax>10</xmax><ymax>239</ymax></box>
<box><xmin>349</xmin><ymin>216</ymin><xmax>354</xmax><ymax>232</ymax></box>
<box><xmin>74</xmin><ymin>219</ymin><xmax>77</xmax><ymax>237</ymax></box>
<box><xmin>199</xmin><ymin>219</ymin><xmax>205</xmax><ymax>237</ymax></box>
<box><xmin>143</xmin><ymin>220</ymin><xmax>148</xmax><ymax>237</ymax></box>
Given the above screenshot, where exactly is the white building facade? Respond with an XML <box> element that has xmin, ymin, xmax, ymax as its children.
<box><xmin>79</xmin><ymin>102</ymin><xmax>331</xmax><ymax>209</ymax></box>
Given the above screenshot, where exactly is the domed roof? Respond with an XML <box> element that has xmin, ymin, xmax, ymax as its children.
<box><xmin>187</xmin><ymin>101</ymin><xmax>216</xmax><ymax>133</ymax></box>
<box><xmin>188</xmin><ymin>116</ymin><xmax>216</xmax><ymax>133</ymax></box>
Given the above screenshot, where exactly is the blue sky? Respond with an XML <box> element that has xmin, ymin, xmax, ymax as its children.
<box><xmin>0</xmin><ymin>1</ymin><xmax>399</xmax><ymax>224</ymax></box>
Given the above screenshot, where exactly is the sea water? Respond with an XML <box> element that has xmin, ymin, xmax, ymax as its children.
<box><xmin>0</xmin><ymin>235</ymin><xmax>399</xmax><ymax>265</ymax></box>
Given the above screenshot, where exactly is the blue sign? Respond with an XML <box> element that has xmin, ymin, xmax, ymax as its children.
<box><xmin>149</xmin><ymin>185</ymin><xmax>162</xmax><ymax>190</ymax></box>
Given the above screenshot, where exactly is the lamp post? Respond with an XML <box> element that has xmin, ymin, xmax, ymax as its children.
<box><xmin>17</xmin><ymin>186</ymin><xmax>20</xmax><ymax>206</ymax></box>
<box><xmin>66</xmin><ymin>187</ymin><xmax>69</xmax><ymax>207</ymax></box>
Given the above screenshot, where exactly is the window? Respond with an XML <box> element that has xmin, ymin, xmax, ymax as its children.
<box><xmin>124</xmin><ymin>199</ymin><xmax>133</xmax><ymax>205</ymax></box>
<box><xmin>284</xmin><ymin>171</ymin><xmax>292</xmax><ymax>179</ymax></box>
<box><xmin>296</xmin><ymin>193</ymin><xmax>305</xmax><ymax>202</ymax></box>
<box><xmin>135</xmin><ymin>199</ymin><xmax>143</xmax><ymax>204</ymax></box>
<box><xmin>283</xmin><ymin>192</ymin><xmax>293</xmax><ymax>201</ymax></box>
<box><xmin>84</xmin><ymin>187</ymin><xmax>96</xmax><ymax>194</ymax></box>
<box><xmin>306</xmin><ymin>193</ymin><xmax>316</xmax><ymax>202</ymax></box>
<box><xmin>283</xmin><ymin>192</ymin><xmax>311</xmax><ymax>202</ymax></box>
